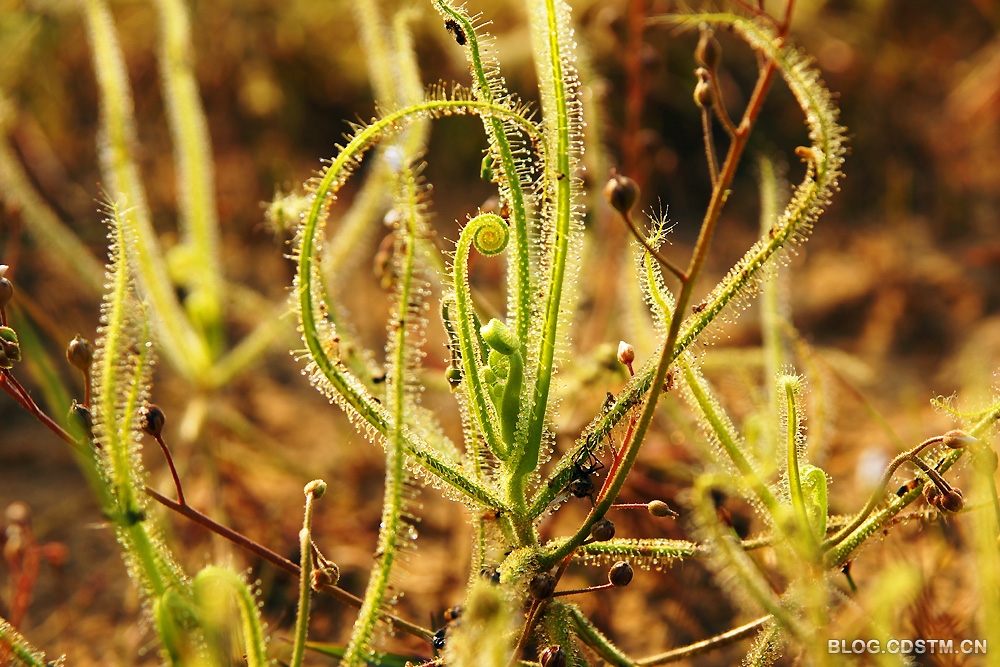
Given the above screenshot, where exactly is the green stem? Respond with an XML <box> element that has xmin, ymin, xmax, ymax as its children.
<box><xmin>783</xmin><ymin>379</ymin><xmax>813</xmax><ymax>548</ymax></box>
<box><xmin>296</xmin><ymin>98</ymin><xmax>540</xmax><ymax>510</ymax></box>
<box><xmin>343</xmin><ymin>165</ymin><xmax>421</xmax><ymax>665</ymax></box>
<box><xmin>635</xmin><ymin>616</ymin><xmax>772</xmax><ymax>666</ymax></box>
<box><xmin>290</xmin><ymin>481</ymin><xmax>325</xmax><ymax>667</ymax></box>
<box><xmin>567</xmin><ymin>604</ymin><xmax>635</xmax><ymax>666</ymax></box>
<box><xmin>433</xmin><ymin>1</ymin><xmax>533</xmax><ymax>345</ymax></box>
<box><xmin>821</xmin><ymin>399</ymin><xmax>1000</xmax><ymax>569</ymax></box>
<box><xmin>522</xmin><ymin>0</ymin><xmax>581</xmax><ymax>500</ymax></box>
<box><xmin>452</xmin><ymin>214</ymin><xmax>507</xmax><ymax>460</ymax></box>
<box><xmin>83</xmin><ymin>0</ymin><xmax>210</xmax><ymax>382</ymax></box>
<box><xmin>153</xmin><ymin>0</ymin><xmax>224</xmax><ymax>354</ymax></box>
<box><xmin>821</xmin><ymin>435</ymin><xmax>943</xmax><ymax>551</ymax></box>
<box><xmin>544</xmin><ymin>56</ymin><xmax>780</xmax><ymax>568</ymax></box>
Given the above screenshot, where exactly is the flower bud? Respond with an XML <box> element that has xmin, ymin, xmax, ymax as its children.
<box><xmin>445</xmin><ymin>366</ymin><xmax>463</xmax><ymax>390</ymax></box>
<box><xmin>66</xmin><ymin>335</ymin><xmax>94</xmax><ymax>373</ymax></box>
<box><xmin>528</xmin><ymin>572</ymin><xmax>556</xmax><ymax>600</ymax></box>
<box><xmin>0</xmin><ymin>326</ymin><xmax>21</xmax><ymax>368</ymax></box>
<box><xmin>603</xmin><ymin>173</ymin><xmax>639</xmax><ymax>216</ymax></box>
<box><xmin>590</xmin><ymin>519</ymin><xmax>616</xmax><ymax>542</ymax></box>
<box><xmin>617</xmin><ymin>341</ymin><xmax>635</xmax><ymax>366</ymax></box>
<box><xmin>942</xmin><ymin>430</ymin><xmax>976</xmax><ymax>449</ymax></box>
<box><xmin>5</xmin><ymin>500</ymin><xmax>31</xmax><ymax>527</ymax></box>
<box><xmin>608</xmin><ymin>561</ymin><xmax>633</xmax><ymax>587</ymax></box>
<box><xmin>540</xmin><ymin>646</ymin><xmax>567</xmax><ymax>667</ymax></box>
<box><xmin>139</xmin><ymin>403</ymin><xmax>165</xmax><ymax>438</ymax></box>
<box><xmin>647</xmin><ymin>500</ymin><xmax>677</xmax><ymax>517</ymax></box>
<box><xmin>304</xmin><ymin>479</ymin><xmax>327</xmax><ymax>499</ymax></box>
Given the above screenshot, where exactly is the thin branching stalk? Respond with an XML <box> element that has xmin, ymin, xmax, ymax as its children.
<box><xmin>290</xmin><ymin>480</ymin><xmax>325</xmax><ymax>667</ymax></box>
<box><xmin>635</xmin><ymin>616</ymin><xmax>772</xmax><ymax>666</ymax></box>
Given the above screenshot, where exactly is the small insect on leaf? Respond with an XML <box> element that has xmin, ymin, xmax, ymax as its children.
<box><xmin>444</xmin><ymin>18</ymin><xmax>466</xmax><ymax>46</ymax></box>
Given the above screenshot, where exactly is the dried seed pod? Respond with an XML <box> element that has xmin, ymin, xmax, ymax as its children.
<box><xmin>937</xmin><ymin>488</ymin><xmax>964</xmax><ymax>513</ymax></box>
<box><xmin>539</xmin><ymin>646</ymin><xmax>567</xmax><ymax>667</ymax></box>
<box><xmin>528</xmin><ymin>572</ymin><xmax>556</xmax><ymax>600</ymax></box>
<box><xmin>590</xmin><ymin>519</ymin><xmax>616</xmax><ymax>542</ymax></box>
<box><xmin>942</xmin><ymin>430</ymin><xmax>976</xmax><ymax>449</ymax></box>
<box><xmin>590</xmin><ymin>519</ymin><xmax>615</xmax><ymax>542</ymax></box>
<box><xmin>617</xmin><ymin>341</ymin><xmax>635</xmax><ymax>366</ymax></box>
<box><xmin>922</xmin><ymin>481</ymin><xmax>941</xmax><ymax>506</ymax></box>
<box><xmin>311</xmin><ymin>562</ymin><xmax>340</xmax><ymax>590</ymax></box>
<box><xmin>66</xmin><ymin>335</ymin><xmax>94</xmax><ymax>373</ymax></box>
<box><xmin>647</xmin><ymin>499</ymin><xmax>677</xmax><ymax>517</ymax></box>
<box><xmin>608</xmin><ymin>561</ymin><xmax>634</xmax><ymax>587</ymax></box>
<box><xmin>139</xmin><ymin>403</ymin><xmax>165</xmax><ymax>438</ymax></box>
<box><xmin>603</xmin><ymin>172</ymin><xmax>639</xmax><ymax>216</ymax></box>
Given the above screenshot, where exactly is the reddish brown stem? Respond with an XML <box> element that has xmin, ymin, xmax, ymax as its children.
<box><xmin>1</xmin><ymin>370</ymin><xmax>81</xmax><ymax>452</ymax></box>
<box><xmin>143</xmin><ymin>486</ymin><xmax>433</xmax><ymax>641</ymax></box>
<box><xmin>152</xmin><ymin>433</ymin><xmax>185</xmax><ymax>505</ymax></box>
<box><xmin>552</xmin><ymin>582</ymin><xmax>614</xmax><ymax>597</ymax></box>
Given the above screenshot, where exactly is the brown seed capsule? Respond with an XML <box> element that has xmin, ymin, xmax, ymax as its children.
<box><xmin>603</xmin><ymin>172</ymin><xmax>639</xmax><ymax>216</ymax></box>
<box><xmin>528</xmin><ymin>572</ymin><xmax>556</xmax><ymax>600</ymax></box>
<box><xmin>936</xmin><ymin>488</ymin><xmax>964</xmax><ymax>513</ymax></box>
<box><xmin>590</xmin><ymin>519</ymin><xmax>616</xmax><ymax>542</ymax></box>
<box><xmin>647</xmin><ymin>500</ymin><xmax>677</xmax><ymax>517</ymax></box>
<box><xmin>66</xmin><ymin>335</ymin><xmax>94</xmax><ymax>373</ymax></box>
<box><xmin>942</xmin><ymin>430</ymin><xmax>976</xmax><ymax>449</ymax></box>
<box><xmin>539</xmin><ymin>646</ymin><xmax>567</xmax><ymax>667</ymax></box>
<box><xmin>608</xmin><ymin>561</ymin><xmax>634</xmax><ymax>587</ymax></box>
<box><xmin>139</xmin><ymin>403</ymin><xmax>165</xmax><ymax>438</ymax></box>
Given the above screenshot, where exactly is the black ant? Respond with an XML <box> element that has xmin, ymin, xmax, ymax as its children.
<box><xmin>430</xmin><ymin>605</ymin><xmax>463</xmax><ymax>651</ymax></box>
<box><xmin>565</xmin><ymin>450</ymin><xmax>605</xmax><ymax>502</ymax></box>
<box><xmin>444</xmin><ymin>19</ymin><xmax>466</xmax><ymax>46</ymax></box>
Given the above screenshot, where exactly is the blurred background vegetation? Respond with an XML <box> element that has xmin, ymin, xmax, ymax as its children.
<box><xmin>1</xmin><ymin>0</ymin><xmax>999</xmax><ymax>664</ymax></box>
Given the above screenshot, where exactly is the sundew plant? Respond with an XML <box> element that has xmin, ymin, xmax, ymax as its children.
<box><xmin>1</xmin><ymin>0</ymin><xmax>999</xmax><ymax>666</ymax></box>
